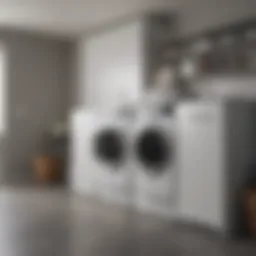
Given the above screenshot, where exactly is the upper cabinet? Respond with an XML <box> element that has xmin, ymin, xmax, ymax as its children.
<box><xmin>78</xmin><ymin>12</ymin><xmax>177</xmax><ymax>109</ymax></box>
<box><xmin>82</xmin><ymin>19</ymin><xmax>144</xmax><ymax>110</ymax></box>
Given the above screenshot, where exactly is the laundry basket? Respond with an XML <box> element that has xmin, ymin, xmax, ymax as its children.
<box><xmin>244</xmin><ymin>188</ymin><xmax>256</xmax><ymax>236</ymax></box>
<box><xmin>33</xmin><ymin>155</ymin><xmax>60</xmax><ymax>184</ymax></box>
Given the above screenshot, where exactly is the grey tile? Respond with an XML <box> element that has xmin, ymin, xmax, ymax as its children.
<box><xmin>0</xmin><ymin>188</ymin><xmax>254</xmax><ymax>256</ymax></box>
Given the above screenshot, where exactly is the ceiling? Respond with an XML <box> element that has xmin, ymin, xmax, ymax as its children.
<box><xmin>0</xmin><ymin>0</ymin><xmax>179</xmax><ymax>38</ymax></box>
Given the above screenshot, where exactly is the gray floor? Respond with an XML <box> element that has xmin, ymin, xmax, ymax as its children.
<box><xmin>0</xmin><ymin>188</ymin><xmax>254</xmax><ymax>256</ymax></box>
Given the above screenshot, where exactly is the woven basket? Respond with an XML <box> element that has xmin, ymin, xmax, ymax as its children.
<box><xmin>33</xmin><ymin>155</ymin><xmax>60</xmax><ymax>183</ymax></box>
<box><xmin>244</xmin><ymin>188</ymin><xmax>256</xmax><ymax>236</ymax></box>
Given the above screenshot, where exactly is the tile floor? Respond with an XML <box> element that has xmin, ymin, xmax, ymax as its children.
<box><xmin>0</xmin><ymin>187</ymin><xmax>254</xmax><ymax>256</ymax></box>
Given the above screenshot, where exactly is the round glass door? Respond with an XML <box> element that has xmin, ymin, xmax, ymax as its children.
<box><xmin>135</xmin><ymin>127</ymin><xmax>172</xmax><ymax>175</ymax></box>
<box><xmin>94</xmin><ymin>128</ymin><xmax>125</xmax><ymax>168</ymax></box>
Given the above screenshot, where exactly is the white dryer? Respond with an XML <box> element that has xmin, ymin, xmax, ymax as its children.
<box><xmin>132</xmin><ymin>104</ymin><xmax>178</xmax><ymax>218</ymax></box>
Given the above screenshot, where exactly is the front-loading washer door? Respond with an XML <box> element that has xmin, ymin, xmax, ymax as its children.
<box><xmin>135</xmin><ymin>127</ymin><xmax>172</xmax><ymax>175</ymax></box>
<box><xmin>93</xmin><ymin>128</ymin><xmax>126</xmax><ymax>169</ymax></box>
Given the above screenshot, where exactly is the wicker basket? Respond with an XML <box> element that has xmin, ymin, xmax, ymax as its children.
<box><xmin>244</xmin><ymin>188</ymin><xmax>256</xmax><ymax>236</ymax></box>
<box><xmin>33</xmin><ymin>155</ymin><xmax>60</xmax><ymax>184</ymax></box>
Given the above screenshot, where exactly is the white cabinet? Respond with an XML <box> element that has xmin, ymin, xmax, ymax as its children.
<box><xmin>79</xmin><ymin>20</ymin><xmax>144</xmax><ymax>110</ymax></box>
<box><xmin>177</xmin><ymin>102</ymin><xmax>226</xmax><ymax>232</ymax></box>
<box><xmin>77</xmin><ymin>13</ymin><xmax>175</xmax><ymax>110</ymax></box>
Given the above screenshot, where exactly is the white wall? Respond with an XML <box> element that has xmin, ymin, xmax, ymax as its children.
<box><xmin>78</xmin><ymin>20</ymin><xmax>144</xmax><ymax>109</ymax></box>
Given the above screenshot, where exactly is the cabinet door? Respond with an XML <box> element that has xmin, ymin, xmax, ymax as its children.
<box><xmin>177</xmin><ymin>102</ymin><xmax>226</xmax><ymax>231</ymax></box>
<box><xmin>83</xmin><ymin>20</ymin><xmax>144</xmax><ymax>110</ymax></box>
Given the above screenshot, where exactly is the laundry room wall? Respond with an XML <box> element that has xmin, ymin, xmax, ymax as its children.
<box><xmin>0</xmin><ymin>30</ymin><xmax>74</xmax><ymax>184</ymax></box>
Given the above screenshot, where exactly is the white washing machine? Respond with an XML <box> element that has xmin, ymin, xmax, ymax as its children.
<box><xmin>89</xmin><ymin>112</ymin><xmax>135</xmax><ymax>205</ymax></box>
<box><xmin>70</xmin><ymin>108</ymin><xmax>134</xmax><ymax>205</ymax></box>
<box><xmin>132</xmin><ymin>102</ymin><xmax>178</xmax><ymax>218</ymax></box>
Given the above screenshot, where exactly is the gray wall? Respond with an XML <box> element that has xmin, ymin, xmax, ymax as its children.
<box><xmin>0</xmin><ymin>31</ymin><xmax>74</xmax><ymax>184</ymax></box>
<box><xmin>178</xmin><ymin>0</ymin><xmax>256</xmax><ymax>37</ymax></box>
